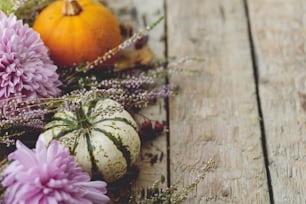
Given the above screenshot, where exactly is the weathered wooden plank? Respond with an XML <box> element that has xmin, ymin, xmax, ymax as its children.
<box><xmin>106</xmin><ymin>0</ymin><xmax>168</xmax><ymax>194</ymax></box>
<box><xmin>248</xmin><ymin>0</ymin><xmax>306</xmax><ymax>203</ymax></box>
<box><xmin>167</xmin><ymin>0</ymin><xmax>270</xmax><ymax>203</ymax></box>
<box><xmin>131</xmin><ymin>0</ymin><xmax>167</xmax><ymax>191</ymax></box>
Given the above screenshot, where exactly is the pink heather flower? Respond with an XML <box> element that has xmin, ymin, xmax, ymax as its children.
<box><xmin>11</xmin><ymin>0</ymin><xmax>29</xmax><ymax>10</ymax></box>
<box><xmin>0</xmin><ymin>11</ymin><xmax>61</xmax><ymax>101</ymax></box>
<box><xmin>1</xmin><ymin>139</ymin><xmax>110</xmax><ymax>204</ymax></box>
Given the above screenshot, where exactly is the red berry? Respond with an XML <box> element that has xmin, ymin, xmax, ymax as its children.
<box><xmin>141</xmin><ymin>120</ymin><xmax>153</xmax><ymax>130</ymax></box>
<box><xmin>135</xmin><ymin>35</ymin><xmax>148</xmax><ymax>49</ymax></box>
<box><xmin>138</xmin><ymin>120</ymin><xmax>156</xmax><ymax>141</ymax></box>
<box><xmin>154</xmin><ymin>121</ymin><xmax>164</xmax><ymax>133</ymax></box>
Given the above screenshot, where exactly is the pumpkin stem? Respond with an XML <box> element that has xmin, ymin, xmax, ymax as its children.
<box><xmin>76</xmin><ymin>104</ymin><xmax>92</xmax><ymax>129</ymax></box>
<box><xmin>63</xmin><ymin>0</ymin><xmax>82</xmax><ymax>16</ymax></box>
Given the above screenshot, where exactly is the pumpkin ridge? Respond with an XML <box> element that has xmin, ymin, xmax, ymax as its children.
<box><xmin>44</xmin><ymin>124</ymin><xmax>73</xmax><ymax>131</ymax></box>
<box><xmin>71</xmin><ymin>130</ymin><xmax>82</xmax><ymax>155</ymax></box>
<box><xmin>75</xmin><ymin>104</ymin><xmax>92</xmax><ymax>129</ymax></box>
<box><xmin>92</xmin><ymin>117</ymin><xmax>137</xmax><ymax>130</ymax></box>
<box><xmin>86</xmin><ymin>99</ymin><xmax>100</xmax><ymax>119</ymax></box>
<box><xmin>93</xmin><ymin>127</ymin><xmax>131</xmax><ymax>167</ymax></box>
<box><xmin>50</xmin><ymin>117</ymin><xmax>76</xmax><ymax>126</ymax></box>
<box><xmin>53</xmin><ymin>111</ymin><xmax>77</xmax><ymax>122</ymax></box>
<box><xmin>44</xmin><ymin>114</ymin><xmax>77</xmax><ymax>130</ymax></box>
<box><xmin>40</xmin><ymin>98</ymin><xmax>140</xmax><ymax>182</ymax></box>
<box><xmin>85</xmin><ymin>130</ymin><xmax>100</xmax><ymax>177</ymax></box>
<box><xmin>54</xmin><ymin>128</ymin><xmax>76</xmax><ymax>140</ymax></box>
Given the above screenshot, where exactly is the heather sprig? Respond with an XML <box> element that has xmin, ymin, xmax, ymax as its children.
<box><xmin>81</xmin><ymin>16</ymin><xmax>164</xmax><ymax>72</ymax></box>
<box><xmin>0</xmin><ymin>94</ymin><xmax>79</xmax><ymax>142</ymax></box>
<box><xmin>0</xmin><ymin>83</ymin><xmax>173</xmax><ymax>146</ymax></box>
<box><xmin>0</xmin><ymin>54</ymin><xmax>199</xmax><ymax>141</ymax></box>
<box><xmin>0</xmin><ymin>54</ymin><xmax>200</xmax><ymax>147</ymax></box>
<box><xmin>0</xmin><ymin>132</ymin><xmax>23</xmax><ymax>147</ymax></box>
<box><xmin>130</xmin><ymin>159</ymin><xmax>216</xmax><ymax>204</ymax></box>
<box><xmin>75</xmin><ymin>70</ymin><xmax>178</xmax><ymax>110</ymax></box>
<box><xmin>58</xmin><ymin>16</ymin><xmax>164</xmax><ymax>90</ymax></box>
<box><xmin>60</xmin><ymin>56</ymin><xmax>203</xmax><ymax>112</ymax></box>
<box><xmin>11</xmin><ymin>0</ymin><xmax>29</xmax><ymax>10</ymax></box>
<box><xmin>166</xmin><ymin>57</ymin><xmax>203</xmax><ymax>75</ymax></box>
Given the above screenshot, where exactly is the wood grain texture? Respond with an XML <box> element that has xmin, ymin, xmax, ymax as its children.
<box><xmin>106</xmin><ymin>0</ymin><xmax>168</xmax><ymax>192</ymax></box>
<box><xmin>248</xmin><ymin>0</ymin><xmax>306</xmax><ymax>203</ymax></box>
<box><xmin>167</xmin><ymin>0</ymin><xmax>270</xmax><ymax>203</ymax></box>
<box><xmin>131</xmin><ymin>0</ymin><xmax>168</xmax><ymax>191</ymax></box>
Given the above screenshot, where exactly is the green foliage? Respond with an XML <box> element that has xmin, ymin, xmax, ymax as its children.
<box><xmin>0</xmin><ymin>0</ymin><xmax>54</xmax><ymax>24</ymax></box>
<box><xmin>14</xmin><ymin>0</ymin><xmax>54</xmax><ymax>25</ymax></box>
<box><xmin>0</xmin><ymin>0</ymin><xmax>14</xmax><ymax>15</ymax></box>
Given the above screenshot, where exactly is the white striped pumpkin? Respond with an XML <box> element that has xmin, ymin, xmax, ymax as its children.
<box><xmin>40</xmin><ymin>98</ymin><xmax>140</xmax><ymax>182</ymax></box>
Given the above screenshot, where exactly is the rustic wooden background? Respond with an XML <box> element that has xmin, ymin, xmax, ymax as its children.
<box><xmin>1</xmin><ymin>0</ymin><xmax>306</xmax><ymax>203</ymax></box>
<box><xmin>110</xmin><ymin>0</ymin><xmax>306</xmax><ymax>203</ymax></box>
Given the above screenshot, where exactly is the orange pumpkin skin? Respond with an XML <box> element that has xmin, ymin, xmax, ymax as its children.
<box><xmin>33</xmin><ymin>0</ymin><xmax>122</xmax><ymax>67</ymax></box>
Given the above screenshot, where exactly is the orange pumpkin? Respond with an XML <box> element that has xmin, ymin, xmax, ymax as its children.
<box><xmin>33</xmin><ymin>0</ymin><xmax>122</xmax><ymax>67</ymax></box>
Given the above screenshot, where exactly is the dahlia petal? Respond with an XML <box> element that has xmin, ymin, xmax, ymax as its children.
<box><xmin>59</xmin><ymin>191</ymin><xmax>73</xmax><ymax>202</ymax></box>
<box><xmin>73</xmin><ymin>173</ymin><xmax>91</xmax><ymax>182</ymax></box>
<box><xmin>46</xmin><ymin>140</ymin><xmax>59</xmax><ymax>161</ymax></box>
<box><xmin>77</xmin><ymin>181</ymin><xmax>110</xmax><ymax>203</ymax></box>
<box><xmin>84</xmin><ymin>193</ymin><xmax>110</xmax><ymax>204</ymax></box>
<box><xmin>74</xmin><ymin>199</ymin><xmax>92</xmax><ymax>204</ymax></box>
<box><xmin>8</xmin><ymin>140</ymin><xmax>38</xmax><ymax>167</ymax></box>
<box><xmin>3</xmin><ymin>183</ymin><xmax>21</xmax><ymax>203</ymax></box>
<box><xmin>2</xmin><ymin>139</ymin><xmax>110</xmax><ymax>204</ymax></box>
<box><xmin>15</xmin><ymin>183</ymin><xmax>40</xmax><ymax>201</ymax></box>
<box><xmin>46</xmin><ymin>196</ymin><xmax>58</xmax><ymax>204</ymax></box>
<box><xmin>39</xmin><ymin>163</ymin><xmax>52</xmax><ymax>183</ymax></box>
<box><xmin>21</xmin><ymin>73</ymin><xmax>32</xmax><ymax>82</ymax></box>
<box><xmin>79</xmin><ymin>181</ymin><xmax>108</xmax><ymax>194</ymax></box>
<box><xmin>17</xmin><ymin>184</ymin><xmax>41</xmax><ymax>201</ymax></box>
<box><xmin>16</xmin><ymin>169</ymin><xmax>38</xmax><ymax>183</ymax></box>
<box><xmin>0</xmin><ymin>11</ymin><xmax>61</xmax><ymax>102</ymax></box>
<box><xmin>12</xmin><ymin>75</ymin><xmax>20</xmax><ymax>86</ymax></box>
<box><xmin>25</xmin><ymin>193</ymin><xmax>43</xmax><ymax>204</ymax></box>
<box><xmin>47</xmin><ymin>178</ymin><xmax>69</xmax><ymax>188</ymax></box>
<box><xmin>0</xmin><ymin>88</ymin><xmax>6</xmax><ymax>97</ymax></box>
<box><xmin>1</xmin><ymin>73</ymin><xmax>9</xmax><ymax>80</ymax></box>
<box><xmin>35</xmin><ymin>138</ymin><xmax>47</xmax><ymax>155</ymax></box>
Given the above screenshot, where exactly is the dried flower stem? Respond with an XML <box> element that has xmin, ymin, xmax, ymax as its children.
<box><xmin>80</xmin><ymin>16</ymin><xmax>164</xmax><ymax>72</ymax></box>
<box><xmin>130</xmin><ymin>159</ymin><xmax>216</xmax><ymax>204</ymax></box>
<box><xmin>171</xmin><ymin>159</ymin><xmax>216</xmax><ymax>203</ymax></box>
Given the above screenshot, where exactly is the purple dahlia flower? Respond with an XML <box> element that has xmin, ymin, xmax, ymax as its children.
<box><xmin>1</xmin><ymin>139</ymin><xmax>110</xmax><ymax>204</ymax></box>
<box><xmin>0</xmin><ymin>11</ymin><xmax>61</xmax><ymax>101</ymax></box>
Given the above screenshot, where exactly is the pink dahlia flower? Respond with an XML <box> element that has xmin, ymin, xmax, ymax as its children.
<box><xmin>1</xmin><ymin>139</ymin><xmax>110</xmax><ymax>204</ymax></box>
<box><xmin>0</xmin><ymin>11</ymin><xmax>61</xmax><ymax>101</ymax></box>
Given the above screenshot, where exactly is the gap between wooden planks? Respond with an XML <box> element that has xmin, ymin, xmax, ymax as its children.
<box><xmin>167</xmin><ymin>0</ymin><xmax>270</xmax><ymax>203</ymax></box>
<box><xmin>248</xmin><ymin>0</ymin><xmax>306</xmax><ymax>203</ymax></box>
<box><xmin>106</xmin><ymin>0</ymin><xmax>169</xmax><ymax>199</ymax></box>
